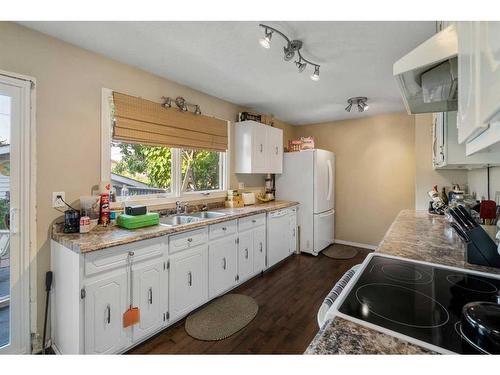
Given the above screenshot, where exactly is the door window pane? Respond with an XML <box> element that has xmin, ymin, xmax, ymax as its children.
<box><xmin>181</xmin><ymin>149</ymin><xmax>222</xmax><ymax>192</ymax></box>
<box><xmin>0</xmin><ymin>94</ymin><xmax>11</xmax><ymax>348</ymax></box>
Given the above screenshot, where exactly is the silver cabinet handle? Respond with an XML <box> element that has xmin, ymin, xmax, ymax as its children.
<box><xmin>222</xmin><ymin>227</ymin><xmax>227</xmax><ymax>231</ymax></box>
<box><xmin>245</xmin><ymin>248</ymin><xmax>249</xmax><ymax>259</ymax></box>
<box><xmin>188</xmin><ymin>271</ymin><xmax>192</xmax><ymax>286</ymax></box>
<box><xmin>222</xmin><ymin>257</ymin><xmax>227</xmax><ymax>270</ymax></box>
<box><xmin>106</xmin><ymin>304</ymin><xmax>111</xmax><ymax>324</ymax></box>
<box><xmin>128</xmin><ymin>251</ymin><xmax>134</xmax><ymax>256</ymax></box>
<box><xmin>292</xmin><ymin>228</ymin><xmax>296</xmax><ymax>237</ymax></box>
<box><xmin>275</xmin><ymin>146</ymin><xmax>278</xmax><ymax>155</ymax></box>
<box><xmin>148</xmin><ymin>287</ymin><xmax>153</xmax><ymax>305</ymax></box>
<box><xmin>252</xmin><ymin>219</ymin><xmax>256</xmax><ymax>223</ymax></box>
<box><xmin>259</xmin><ymin>242</ymin><xmax>263</xmax><ymax>252</ymax></box>
<box><xmin>187</xmin><ymin>237</ymin><xmax>193</xmax><ymax>243</ymax></box>
<box><xmin>260</xmin><ymin>143</ymin><xmax>263</xmax><ymax>152</ymax></box>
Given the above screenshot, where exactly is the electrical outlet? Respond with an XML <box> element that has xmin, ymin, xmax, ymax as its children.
<box><xmin>52</xmin><ymin>192</ymin><xmax>65</xmax><ymax>208</ymax></box>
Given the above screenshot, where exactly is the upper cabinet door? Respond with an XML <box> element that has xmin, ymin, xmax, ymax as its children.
<box><xmin>479</xmin><ymin>21</ymin><xmax>500</xmax><ymax>124</ymax></box>
<box><xmin>252</xmin><ymin>123</ymin><xmax>268</xmax><ymax>173</ymax></box>
<box><xmin>457</xmin><ymin>21</ymin><xmax>487</xmax><ymax>144</ymax></box>
<box><xmin>266</xmin><ymin>126</ymin><xmax>283</xmax><ymax>174</ymax></box>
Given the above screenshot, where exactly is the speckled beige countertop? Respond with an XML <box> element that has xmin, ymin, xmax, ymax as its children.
<box><xmin>306</xmin><ymin>209</ymin><xmax>500</xmax><ymax>355</ymax></box>
<box><xmin>51</xmin><ymin>200</ymin><xmax>299</xmax><ymax>253</ymax></box>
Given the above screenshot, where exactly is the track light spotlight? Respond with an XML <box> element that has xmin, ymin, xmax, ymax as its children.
<box><xmin>345</xmin><ymin>97</ymin><xmax>369</xmax><ymax>113</ymax></box>
<box><xmin>310</xmin><ymin>66</ymin><xmax>320</xmax><ymax>81</ymax></box>
<box><xmin>259</xmin><ymin>29</ymin><xmax>273</xmax><ymax>49</ymax></box>
<box><xmin>296</xmin><ymin>60</ymin><xmax>307</xmax><ymax>73</ymax></box>
<box><xmin>258</xmin><ymin>24</ymin><xmax>321</xmax><ymax>81</ymax></box>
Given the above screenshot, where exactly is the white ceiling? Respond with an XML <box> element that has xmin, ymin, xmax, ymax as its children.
<box><xmin>19</xmin><ymin>21</ymin><xmax>435</xmax><ymax>125</ymax></box>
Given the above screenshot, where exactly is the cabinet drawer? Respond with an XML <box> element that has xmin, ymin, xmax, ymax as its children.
<box><xmin>209</xmin><ymin>220</ymin><xmax>237</xmax><ymax>240</ymax></box>
<box><xmin>238</xmin><ymin>213</ymin><xmax>266</xmax><ymax>232</ymax></box>
<box><xmin>169</xmin><ymin>228</ymin><xmax>208</xmax><ymax>254</ymax></box>
<box><xmin>84</xmin><ymin>237</ymin><xmax>166</xmax><ymax>277</ymax></box>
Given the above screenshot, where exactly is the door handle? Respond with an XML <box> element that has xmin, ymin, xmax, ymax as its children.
<box><xmin>222</xmin><ymin>257</ymin><xmax>227</xmax><ymax>270</ymax></box>
<box><xmin>260</xmin><ymin>143</ymin><xmax>263</xmax><ymax>152</ymax></box>
<box><xmin>292</xmin><ymin>228</ymin><xmax>296</xmax><ymax>237</ymax></box>
<box><xmin>275</xmin><ymin>146</ymin><xmax>278</xmax><ymax>155</ymax></box>
<box><xmin>326</xmin><ymin>159</ymin><xmax>333</xmax><ymax>202</ymax></box>
<box><xmin>188</xmin><ymin>271</ymin><xmax>192</xmax><ymax>286</ymax></box>
<box><xmin>148</xmin><ymin>287</ymin><xmax>153</xmax><ymax>305</ymax></box>
<box><xmin>245</xmin><ymin>248</ymin><xmax>249</xmax><ymax>259</ymax></box>
<box><xmin>106</xmin><ymin>304</ymin><xmax>111</xmax><ymax>324</ymax></box>
<box><xmin>259</xmin><ymin>242</ymin><xmax>263</xmax><ymax>252</ymax></box>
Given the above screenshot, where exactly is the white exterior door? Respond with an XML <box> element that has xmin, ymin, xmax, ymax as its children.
<box><xmin>238</xmin><ymin>230</ymin><xmax>254</xmax><ymax>282</ymax></box>
<box><xmin>132</xmin><ymin>259</ymin><xmax>166</xmax><ymax>342</ymax></box>
<box><xmin>253</xmin><ymin>226</ymin><xmax>266</xmax><ymax>274</ymax></box>
<box><xmin>0</xmin><ymin>75</ymin><xmax>32</xmax><ymax>354</ymax></box>
<box><xmin>314</xmin><ymin>209</ymin><xmax>335</xmax><ymax>254</ymax></box>
<box><xmin>169</xmin><ymin>246</ymin><xmax>208</xmax><ymax>321</ymax></box>
<box><xmin>84</xmin><ymin>272</ymin><xmax>128</xmax><ymax>354</ymax></box>
<box><xmin>314</xmin><ymin>150</ymin><xmax>335</xmax><ymax>213</ymax></box>
<box><xmin>208</xmin><ymin>236</ymin><xmax>237</xmax><ymax>298</ymax></box>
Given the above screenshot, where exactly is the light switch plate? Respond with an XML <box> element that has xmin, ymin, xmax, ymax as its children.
<box><xmin>52</xmin><ymin>192</ymin><xmax>65</xmax><ymax>208</ymax></box>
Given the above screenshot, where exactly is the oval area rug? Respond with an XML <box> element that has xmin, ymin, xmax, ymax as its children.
<box><xmin>322</xmin><ymin>244</ymin><xmax>359</xmax><ymax>259</ymax></box>
<box><xmin>185</xmin><ymin>294</ymin><xmax>259</xmax><ymax>341</ymax></box>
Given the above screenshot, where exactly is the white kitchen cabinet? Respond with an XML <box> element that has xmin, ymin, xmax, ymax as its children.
<box><xmin>84</xmin><ymin>271</ymin><xmax>129</xmax><ymax>354</ymax></box>
<box><xmin>169</xmin><ymin>244</ymin><xmax>208</xmax><ymax>322</ymax></box>
<box><xmin>253</xmin><ymin>226</ymin><xmax>266</xmax><ymax>274</ymax></box>
<box><xmin>131</xmin><ymin>258</ymin><xmax>167</xmax><ymax>342</ymax></box>
<box><xmin>457</xmin><ymin>21</ymin><xmax>485</xmax><ymax>144</ymax></box>
<box><xmin>208</xmin><ymin>235</ymin><xmax>238</xmax><ymax>299</ymax></box>
<box><xmin>234</xmin><ymin>120</ymin><xmax>283</xmax><ymax>174</ymax></box>
<box><xmin>478</xmin><ymin>22</ymin><xmax>500</xmax><ymax>124</ymax></box>
<box><xmin>433</xmin><ymin>111</ymin><xmax>500</xmax><ymax>169</ymax></box>
<box><xmin>237</xmin><ymin>229</ymin><xmax>254</xmax><ymax>283</ymax></box>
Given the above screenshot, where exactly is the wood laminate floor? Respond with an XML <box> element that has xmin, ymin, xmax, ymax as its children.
<box><xmin>127</xmin><ymin>248</ymin><xmax>371</xmax><ymax>354</ymax></box>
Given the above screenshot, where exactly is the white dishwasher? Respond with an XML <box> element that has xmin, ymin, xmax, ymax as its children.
<box><xmin>267</xmin><ymin>208</ymin><xmax>295</xmax><ymax>268</ymax></box>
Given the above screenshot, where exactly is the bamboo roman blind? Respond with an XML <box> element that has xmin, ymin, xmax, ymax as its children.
<box><xmin>112</xmin><ymin>92</ymin><xmax>228</xmax><ymax>151</ymax></box>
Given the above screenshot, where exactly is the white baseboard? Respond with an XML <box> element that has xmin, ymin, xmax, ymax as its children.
<box><xmin>334</xmin><ymin>239</ymin><xmax>378</xmax><ymax>251</ymax></box>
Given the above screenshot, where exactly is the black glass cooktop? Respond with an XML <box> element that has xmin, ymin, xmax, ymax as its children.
<box><xmin>337</xmin><ymin>254</ymin><xmax>500</xmax><ymax>354</ymax></box>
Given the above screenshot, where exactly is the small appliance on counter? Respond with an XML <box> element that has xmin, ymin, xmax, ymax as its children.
<box><xmin>63</xmin><ymin>209</ymin><xmax>80</xmax><ymax>233</ymax></box>
<box><xmin>241</xmin><ymin>192</ymin><xmax>256</xmax><ymax>206</ymax></box>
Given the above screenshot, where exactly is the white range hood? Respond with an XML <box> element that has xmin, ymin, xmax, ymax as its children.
<box><xmin>394</xmin><ymin>25</ymin><xmax>458</xmax><ymax>114</ymax></box>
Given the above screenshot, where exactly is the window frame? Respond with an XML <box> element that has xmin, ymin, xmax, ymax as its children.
<box><xmin>101</xmin><ymin>88</ymin><xmax>229</xmax><ymax>206</ymax></box>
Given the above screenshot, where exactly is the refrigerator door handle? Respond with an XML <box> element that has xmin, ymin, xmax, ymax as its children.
<box><xmin>326</xmin><ymin>159</ymin><xmax>333</xmax><ymax>202</ymax></box>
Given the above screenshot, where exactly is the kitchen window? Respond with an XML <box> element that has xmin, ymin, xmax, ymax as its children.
<box><xmin>102</xmin><ymin>88</ymin><xmax>229</xmax><ymax>204</ymax></box>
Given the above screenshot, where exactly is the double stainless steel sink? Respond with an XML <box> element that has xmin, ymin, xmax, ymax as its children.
<box><xmin>159</xmin><ymin>211</ymin><xmax>227</xmax><ymax>227</ymax></box>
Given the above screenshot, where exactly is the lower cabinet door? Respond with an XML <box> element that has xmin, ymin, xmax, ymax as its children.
<box><xmin>253</xmin><ymin>226</ymin><xmax>266</xmax><ymax>274</ymax></box>
<box><xmin>208</xmin><ymin>236</ymin><xmax>238</xmax><ymax>298</ymax></box>
<box><xmin>169</xmin><ymin>245</ymin><xmax>208</xmax><ymax>322</ymax></box>
<box><xmin>238</xmin><ymin>230</ymin><xmax>254</xmax><ymax>282</ymax></box>
<box><xmin>132</xmin><ymin>258</ymin><xmax>167</xmax><ymax>342</ymax></box>
<box><xmin>84</xmin><ymin>272</ymin><xmax>128</xmax><ymax>354</ymax></box>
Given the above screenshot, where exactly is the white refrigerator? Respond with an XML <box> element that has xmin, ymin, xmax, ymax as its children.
<box><xmin>275</xmin><ymin>149</ymin><xmax>335</xmax><ymax>256</ymax></box>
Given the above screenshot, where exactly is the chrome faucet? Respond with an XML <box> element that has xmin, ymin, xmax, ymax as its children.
<box><xmin>175</xmin><ymin>201</ymin><xmax>187</xmax><ymax>214</ymax></box>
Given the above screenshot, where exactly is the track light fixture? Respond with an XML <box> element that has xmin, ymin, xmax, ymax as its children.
<box><xmin>161</xmin><ymin>96</ymin><xmax>202</xmax><ymax>115</ymax></box>
<box><xmin>345</xmin><ymin>97</ymin><xmax>369</xmax><ymax>113</ymax></box>
<box><xmin>258</xmin><ymin>24</ymin><xmax>321</xmax><ymax>81</ymax></box>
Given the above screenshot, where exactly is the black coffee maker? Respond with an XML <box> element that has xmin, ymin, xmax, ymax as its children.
<box><xmin>64</xmin><ymin>209</ymin><xmax>80</xmax><ymax>233</ymax></box>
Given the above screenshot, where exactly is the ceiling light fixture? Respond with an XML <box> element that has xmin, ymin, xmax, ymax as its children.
<box><xmin>345</xmin><ymin>97</ymin><xmax>369</xmax><ymax>113</ymax></box>
<box><xmin>258</xmin><ymin>24</ymin><xmax>321</xmax><ymax>81</ymax></box>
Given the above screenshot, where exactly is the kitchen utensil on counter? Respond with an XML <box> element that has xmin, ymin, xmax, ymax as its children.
<box><xmin>117</xmin><ymin>212</ymin><xmax>159</xmax><ymax>229</ymax></box>
<box><xmin>461</xmin><ymin>302</ymin><xmax>500</xmax><ymax>354</ymax></box>
<box><xmin>242</xmin><ymin>192</ymin><xmax>256</xmax><ymax>206</ymax></box>
<box><xmin>456</xmin><ymin>205</ymin><xmax>479</xmax><ymax>228</ymax></box>
<box><xmin>450</xmin><ymin>222</ymin><xmax>470</xmax><ymax>243</ymax></box>
<box><xmin>480</xmin><ymin>200</ymin><xmax>497</xmax><ymax>225</ymax></box>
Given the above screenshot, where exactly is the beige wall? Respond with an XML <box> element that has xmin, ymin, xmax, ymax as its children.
<box><xmin>414</xmin><ymin>114</ymin><xmax>468</xmax><ymax>209</ymax></box>
<box><xmin>0</xmin><ymin>22</ymin><xmax>293</xmax><ymax>337</ymax></box>
<box><xmin>294</xmin><ymin>113</ymin><xmax>416</xmax><ymax>246</ymax></box>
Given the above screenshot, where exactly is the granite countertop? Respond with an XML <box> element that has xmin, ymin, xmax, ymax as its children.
<box><xmin>51</xmin><ymin>200</ymin><xmax>299</xmax><ymax>253</ymax></box>
<box><xmin>306</xmin><ymin>209</ymin><xmax>500</xmax><ymax>355</ymax></box>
